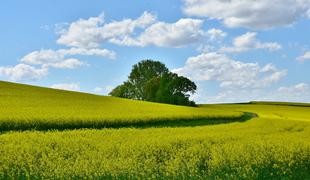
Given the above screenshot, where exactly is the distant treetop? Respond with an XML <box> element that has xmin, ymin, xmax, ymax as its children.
<box><xmin>109</xmin><ymin>60</ymin><xmax>197</xmax><ymax>106</ymax></box>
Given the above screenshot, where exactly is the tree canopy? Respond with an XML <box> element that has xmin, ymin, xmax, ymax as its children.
<box><xmin>109</xmin><ymin>60</ymin><xmax>197</xmax><ymax>106</ymax></box>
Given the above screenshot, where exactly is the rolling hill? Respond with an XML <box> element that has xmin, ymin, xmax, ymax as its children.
<box><xmin>0</xmin><ymin>80</ymin><xmax>243</xmax><ymax>131</ymax></box>
<box><xmin>0</xmin><ymin>80</ymin><xmax>309</xmax><ymax>179</ymax></box>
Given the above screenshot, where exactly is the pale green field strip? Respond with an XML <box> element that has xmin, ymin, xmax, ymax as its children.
<box><xmin>0</xmin><ymin>81</ymin><xmax>243</xmax><ymax>131</ymax></box>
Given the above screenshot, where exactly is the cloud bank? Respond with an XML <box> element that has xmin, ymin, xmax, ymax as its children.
<box><xmin>173</xmin><ymin>52</ymin><xmax>287</xmax><ymax>89</ymax></box>
<box><xmin>182</xmin><ymin>0</ymin><xmax>310</xmax><ymax>29</ymax></box>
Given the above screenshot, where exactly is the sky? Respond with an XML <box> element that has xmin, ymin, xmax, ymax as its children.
<box><xmin>0</xmin><ymin>0</ymin><xmax>310</xmax><ymax>103</ymax></box>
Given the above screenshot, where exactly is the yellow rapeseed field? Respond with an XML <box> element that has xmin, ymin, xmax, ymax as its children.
<box><xmin>0</xmin><ymin>81</ymin><xmax>309</xmax><ymax>179</ymax></box>
<box><xmin>0</xmin><ymin>81</ymin><xmax>242</xmax><ymax>131</ymax></box>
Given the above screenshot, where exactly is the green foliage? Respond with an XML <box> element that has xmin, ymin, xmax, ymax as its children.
<box><xmin>107</xmin><ymin>82</ymin><xmax>135</xmax><ymax>99</ymax></box>
<box><xmin>128</xmin><ymin>60</ymin><xmax>169</xmax><ymax>100</ymax></box>
<box><xmin>145</xmin><ymin>73</ymin><xmax>196</xmax><ymax>106</ymax></box>
<box><xmin>109</xmin><ymin>60</ymin><xmax>197</xmax><ymax>106</ymax></box>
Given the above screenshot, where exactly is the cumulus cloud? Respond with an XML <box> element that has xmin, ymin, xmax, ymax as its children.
<box><xmin>21</xmin><ymin>48</ymin><xmax>114</xmax><ymax>67</ymax></box>
<box><xmin>296</xmin><ymin>51</ymin><xmax>310</xmax><ymax>62</ymax></box>
<box><xmin>57</xmin><ymin>11</ymin><xmax>157</xmax><ymax>48</ymax></box>
<box><xmin>50</xmin><ymin>83</ymin><xmax>80</xmax><ymax>91</ymax></box>
<box><xmin>20</xmin><ymin>47</ymin><xmax>116</xmax><ymax>71</ymax></box>
<box><xmin>56</xmin><ymin>13</ymin><xmax>105</xmax><ymax>48</ymax></box>
<box><xmin>2</xmin><ymin>12</ymin><xmax>208</xmax><ymax>82</ymax></box>
<box><xmin>220</xmin><ymin>32</ymin><xmax>282</xmax><ymax>53</ymax></box>
<box><xmin>182</xmin><ymin>0</ymin><xmax>310</xmax><ymax>29</ymax></box>
<box><xmin>0</xmin><ymin>64</ymin><xmax>48</xmax><ymax>81</ymax></box>
<box><xmin>21</xmin><ymin>49</ymin><xmax>63</xmax><ymax>65</ymax></box>
<box><xmin>173</xmin><ymin>52</ymin><xmax>287</xmax><ymax>89</ymax></box>
<box><xmin>4</xmin><ymin>46</ymin><xmax>115</xmax><ymax>81</ymax></box>
<box><xmin>60</xmin><ymin>48</ymin><xmax>115</xmax><ymax>58</ymax></box>
<box><xmin>45</xmin><ymin>58</ymin><xmax>85</xmax><ymax>69</ymax></box>
<box><xmin>9</xmin><ymin>12</ymin><xmax>118</xmax><ymax>82</ymax></box>
<box><xmin>111</xmin><ymin>18</ymin><xmax>205</xmax><ymax>47</ymax></box>
<box><xmin>278</xmin><ymin>83</ymin><xmax>309</xmax><ymax>93</ymax></box>
<box><xmin>57</xmin><ymin>11</ymin><xmax>206</xmax><ymax>48</ymax></box>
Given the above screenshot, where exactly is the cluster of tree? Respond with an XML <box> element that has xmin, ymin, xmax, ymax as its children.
<box><xmin>109</xmin><ymin>60</ymin><xmax>197</xmax><ymax>106</ymax></box>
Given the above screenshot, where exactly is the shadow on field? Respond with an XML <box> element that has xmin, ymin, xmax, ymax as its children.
<box><xmin>129</xmin><ymin>112</ymin><xmax>257</xmax><ymax>129</ymax></box>
<box><xmin>0</xmin><ymin>112</ymin><xmax>257</xmax><ymax>133</ymax></box>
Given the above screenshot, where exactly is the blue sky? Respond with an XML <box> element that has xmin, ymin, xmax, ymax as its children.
<box><xmin>0</xmin><ymin>0</ymin><xmax>310</xmax><ymax>103</ymax></box>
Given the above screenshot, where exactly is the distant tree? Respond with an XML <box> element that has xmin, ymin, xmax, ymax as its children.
<box><xmin>144</xmin><ymin>73</ymin><xmax>196</xmax><ymax>106</ymax></box>
<box><xmin>109</xmin><ymin>82</ymin><xmax>135</xmax><ymax>99</ymax></box>
<box><xmin>127</xmin><ymin>60</ymin><xmax>169</xmax><ymax>100</ymax></box>
<box><xmin>109</xmin><ymin>60</ymin><xmax>197</xmax><ymax>106</ymax></box>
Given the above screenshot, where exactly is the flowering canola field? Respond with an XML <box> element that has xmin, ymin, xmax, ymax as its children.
<box><xmin>0</xmin><ymin>81</ymin><xmax>242</xmax><ymax>131</ymax></box>
<box><xmin>0</xmin><ymin>81</ymin><xmax>309</xmax><ymax>179</ymax></box>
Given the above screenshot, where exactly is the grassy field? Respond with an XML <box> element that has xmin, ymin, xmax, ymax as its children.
<box><xmin>0</xmin><ymin>81</ymin><xmax>310</xmax><ymax>179</ymax></box>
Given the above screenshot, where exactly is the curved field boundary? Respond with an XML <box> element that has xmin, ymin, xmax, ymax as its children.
<box><xmin>0</xmin><ymin>112</ymin><xmax>257</xmax><ymax>132</ymax></box>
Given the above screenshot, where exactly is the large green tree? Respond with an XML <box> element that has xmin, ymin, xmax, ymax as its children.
<box><xmin>109</xmin><ymin>60</ymin><xmax>196</xmax><ymax>106</ymax></box>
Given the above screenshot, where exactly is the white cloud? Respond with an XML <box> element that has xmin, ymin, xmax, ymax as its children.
<box><xmin>195</xmin><ymin>28</ymin><xmax>227</xmax><ymax>53</ymax></box>
<box><xmin>182</xmin><ymin>0</ymin><xmax>310</xmax><ymax>29</ymax></box>
<box><xmin>7</xmin><ymin>46</ymin><xmax>114</xmax><ymax>81</ymax></box>
<box><xmin>196</xmin><ymin>44</ymin><xmax>215</xmax><ymax>53</ymax></box>
<box><xmin>206</xmin><ymin>28</ymin><xmax>227</xmax><ymax>41</ymax></box>
<box><xmin>173</xmin><ymin>52</ymin><xmax>287</xmax><ymax>89</ymax></box>
<box><xmin>57</xmin><ymin>11</ymin><xmax>156</xmax><ymax>48</ymax></box>
<box><xmin>50</xmin><ymin>83</ymin><xmax>80</xmax><ymax>91</ymax></box>
<box><xmin>220</xmin><ymin>32</ymin><xmax>282</xmax><ymax>53</ymax></box>
<box><xmin>112</xmin><ymin>18</ymin><xmax>205</xmax><ymax>47</ymax></box>
<box><xmin>21</xmin><ymin>48</ymin><xmax>115</xmax><ymax>66</ymax></box>
<box><xmin>297</xmin><ymin>51</ymin><xmax>310</xmax><ymax>62</ymax></box>
<box><xmin>60</xmin><ymin>48</ymin><xmax>116</xmax><ymax>59</ymax></box>
<box><xmin>21</xmin><ymin>47</ymin><xmax>115</xmax><ymax>70</ymax></box>
<box><xmin>21</xmin><ymin>49</ymin><xmax>62</xmax><ymax>65</ymax></box>
<box><xmin>8</xmin><ymin>12</ymin><xmax>162</xmax><ymax>82</ymax></box>
<box><xmin>57</xmin><ymin>11</ymin><xmax>206</xmax><ymax>48</ymax></box>
<box><xmin>21</xmin><ymin>49</ymin><xmax>84</xmax><ymax>69</ymax></box>
<box><xmin>45</xmin><ymin>58</ymin><xmax>85</xmax><ymax>69</ymax></box>
<box><xmin>2</xmin><ymin>47</ymin><xmax>111</xmax><ymax>81</ymax></box>
<box><xmin>0</xmin><ymin>64</ymin><xmax>48</xmax><ymax>81</ymax></box>
<box><xmin>56</xmin><ymin>13</ymin><xmax>105</xmax><ymax>48</ymax></box>
<box><xmin>278</xmin><ymin>83</ymin><xmax>309</xmax><ymax>93</ymax></box>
